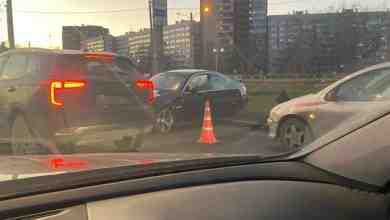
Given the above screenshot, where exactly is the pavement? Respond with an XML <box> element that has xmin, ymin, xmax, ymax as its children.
<box><xmin>141</xmin><ymin>121</ymin><xmax>287</xmax><ymax>157</ymax></box>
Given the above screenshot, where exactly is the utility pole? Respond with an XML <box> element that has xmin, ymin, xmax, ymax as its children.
<box><xmin>6</xmin><ymin>0</ymin><xmax>15</xmax><ymax>49</ymax></box>
<box><xmin>148</xmin><ymin>0</ymin><xmax>154</xmax><ymax>74</ymax></box>
<box><xmin>264</xmin><ymin>0</ymin><xmax>269</xmax><ymax>74</ymax></box>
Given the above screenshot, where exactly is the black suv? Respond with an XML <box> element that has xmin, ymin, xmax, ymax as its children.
<box><xmin>0</xmin><ymin>49</ymin><xmax>155</xmax><ymax>155</ymax></box>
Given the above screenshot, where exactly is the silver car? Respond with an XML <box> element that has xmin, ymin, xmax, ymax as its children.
<box><xmin>268</xmin><ymin>62</ymin><xmax>390</xmax><ymax>149</ymax></box>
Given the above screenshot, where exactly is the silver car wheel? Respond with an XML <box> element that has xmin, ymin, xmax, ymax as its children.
<box><xmin>280</xmin><ymin>118</ymin><xmax>313</xmax><ymax>150</ymax></box>
<box><xmin>156</xmin><ymin>108</ymin><xmax>175</xmax><ymax>133</ymax></box>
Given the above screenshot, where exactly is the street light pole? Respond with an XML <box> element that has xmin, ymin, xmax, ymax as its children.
<box><xmin>213</xmin><ymin>48</ymin><xmax>224</xmax><ymax>72</ymax></box>
<box><xmin>213</xmin><ymin>48</ymin><xmax>218</xmax><ymax>71</ymax></box>
<box><xmin>6</xmin><ymin>0</ymin><xmax>15</xmax><ymax>49</ymax></box>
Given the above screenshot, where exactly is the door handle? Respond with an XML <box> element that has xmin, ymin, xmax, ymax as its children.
<box><xmin>8</xmin><ymin>86</ymin><xmax>16</xmax><ymax>92</ymax></box>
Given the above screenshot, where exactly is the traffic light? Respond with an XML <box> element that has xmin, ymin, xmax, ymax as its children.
<box><xmin>204</xmin><ymin>6</ymin><xmax>210</xmax><ymax>13</ymax></box>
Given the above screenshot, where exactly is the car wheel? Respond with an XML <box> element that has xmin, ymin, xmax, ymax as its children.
<box><xmin>279</xmin><ymin>118</ymin><xmax>314</xmax><ymax>150</ymax></box>
<box><xmin>11</xmin><ymin>115</ymin><xmax>41</xmax><ymax>155</ymax></box>
<box><xmin>155</xmin><ymin>107</ymin><xmax>175</xmax><ymax>133</ymax></box>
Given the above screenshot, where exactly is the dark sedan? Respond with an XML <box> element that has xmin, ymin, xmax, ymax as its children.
<box><xmin>151</xmin><ymin>69</ymin><xmax>248</xmax><ymax>133</ymax></box>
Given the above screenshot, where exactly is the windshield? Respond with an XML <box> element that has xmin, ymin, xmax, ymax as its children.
<box><xmin>151</xmin><ymin>72</ymin><xmax>187</xmax><ymax>90</ymax></box>
<box><xmin>0</xmin><ymin>0</ymin><xmax>390</xmax><ymax>193</ymax></box>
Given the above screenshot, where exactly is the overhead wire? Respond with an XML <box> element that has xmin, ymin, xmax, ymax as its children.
<box><xmin>15</xmin><ymin>7</ymin><xmax>198</xmax><ymax>15</ymax></box>
<box><xmin>13</xmin><ymin>0</ymin><xmax>319</xmax><ymax>15</ymax></box>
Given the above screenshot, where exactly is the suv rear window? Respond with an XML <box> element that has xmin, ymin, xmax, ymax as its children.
<box><xmin>86</xmin><ymin>56</ymin><xmax>141</xmax><ymax>82</ymax></box>
<box><xmin>54</xmin><ymin>55</ymin><xmax>84</xmax><ymax>76</ymax></box>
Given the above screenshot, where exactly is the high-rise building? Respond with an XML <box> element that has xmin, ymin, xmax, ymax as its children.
<box><xmin>128</xmin><ymin>29</ymin><xmax>151</xmax><ymax>61</ymax></box>
<box><xmin>247</xmin><ymin>0</ymin><xmax>268</xmax><ymax>73</ymax></box>
<box><xmin>163</xmin><ymin>20</ymin><xmax>201</xmax><ymax>68</ymax></box>
<box><xmin>82</xmin><ymin>35</ymin><xmax>115</xmax><ymax>53</ymax></box>
<box><xmin>268</xmin><ymin>10</ymin><xmax>390</xmax><ymax>74</ymax></box>
<box><xmin>249</xmin><ymin>0</ymin><xmax>267</xmax><ymax>34</ymax></box>
<box><xmin>127</xmin><ymin>21</ymin><xmax>201</xmax><ymax>70</ymax></box>
<box><xmin>115</xmin><ymin>33</ymin><xmax>130</xmax><ymax>57</ymax></box>
<box><xmin>200</xmin><ymin>0</ymin><xmax>251</xmax><ymax>73</ymax></box>
<box><xmin>62</xmin><ymin>25</ymin><xmax>109</xmax><ymax>50</ymax></box>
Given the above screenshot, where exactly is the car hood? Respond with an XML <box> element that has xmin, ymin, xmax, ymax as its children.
<box><xmin>283</xmin><ymin>93</ymin><xmax>321</xmax><ymax>106</ymax></box>
<box><xmin>154</xmin><ymin>89</ymin><xmax>182</xmax><ymax>110</ymax></box>
<box><xmin>0</xmin><ymin>153</ymin><xmax>241</xmax><ymax>181</ymax></box>
<box><xmin>273</xmin><ymin>93</ymin><xmax>321</xmax><ymax>114</ymax></box>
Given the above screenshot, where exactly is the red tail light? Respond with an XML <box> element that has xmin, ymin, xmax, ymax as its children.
<box><xmin>135</xmin><ymin>80</ymin><xmax>155</xmax><ymax>104</ymax></box>
<box><xmin>50</xmin><ymin>80</ymin><xmax>86</xmax><ymax>107</ymax></box>
<box><xmin>50</xmin><ymin>157</ymin><xmax>88</xmax><ymax>169</ymax></box>
<box><xmin>84</xmin><ymin>53</ymin><xmax>114</xmax><ymax>63</ymax></box>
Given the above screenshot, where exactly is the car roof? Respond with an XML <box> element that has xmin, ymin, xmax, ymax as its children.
<box><xmin>163</xmin><ymin>69</ymin><xmax>208</xmax><ymax>76</ymax></box>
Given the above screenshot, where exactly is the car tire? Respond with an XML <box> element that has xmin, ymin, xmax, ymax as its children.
<box><xmin>11</xmin><ymin>115</ymin><xmax>44</xmax><ymax>155</ymax></box>
<box><xmin>155</xmin><ymin>107</ymin><xmax>175</xmax><ymax>133</ymax></box>
<box><xmin>279</xmin><ymin>118</ymin><xmax>314</xmax><ymax>150</ymax></box>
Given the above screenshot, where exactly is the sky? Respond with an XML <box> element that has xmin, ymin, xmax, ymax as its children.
<box><xmin>0</xmin><ymin>0</ymin><xmax>387</xmax><ymax>48</ymax></box>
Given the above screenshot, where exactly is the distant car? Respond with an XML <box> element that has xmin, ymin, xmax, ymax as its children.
<box><xmin>151</xmin><ymin>69</ymin><xmax>248</xmax><ymax>133</ymax></box>
<box><xmin>267</xmin><ymin>62</ymin><xmax>390</xmax><ymax>149</ymax></box>
<box><xmin>0</xmin><ymin>49</ymin><xmax>154</xmax><ymax>155</ymax></box>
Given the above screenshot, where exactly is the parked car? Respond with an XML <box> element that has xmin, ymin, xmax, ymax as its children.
<box><xmin>0</xmin><ymin>49</ymin><xmax>155</xmax><ymax>155</ymax></box>
<box><xmin>151</xmin><ymin>69</ymin><xmax>248</xmax><ymax>133</ymax></box>
<box><xmin>267</xmin><ymin>62</ymin><xmax>390</xmax><ymax>149</ymax></box>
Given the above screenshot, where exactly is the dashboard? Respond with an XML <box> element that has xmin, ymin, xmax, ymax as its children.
<box><xmin>2</xmin><ymin>162</ymin><xmax>388</xmax><ymax>220</ymax></box>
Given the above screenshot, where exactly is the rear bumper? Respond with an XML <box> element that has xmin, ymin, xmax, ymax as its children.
<box><xmin>54</xmin><ymin>124</ymin><xmax>153</xmax><ymax>147</ymax></box>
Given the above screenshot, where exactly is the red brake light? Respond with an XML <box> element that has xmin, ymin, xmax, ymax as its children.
<box><xmin>135</xmin><ymin>80</ymin><xmax>155</xmax><ymax>104</ymax></box>
<box><xmin>84</xmin><ymin>53</ymin><xmax>114</xmax><ymax>63</ymax></box>
<box><xmin>63</xmin><ymin>81</ymin><xmax>86</xmax><ymax>89</ymax></box>
<box><xmin>50</xmin><ymin>157</ymin><xmax>88</xmax><ymax>169</ymax></box>
<box><xmin>136</xmin><ymin>80</ymin><xmax>154</xmax><ymax>90</ymax></box>
<box><xmin>50</xmin><ymin>81</ymin><xmax>63</xmax><ymax>106</ymax></box>
<box><xmin>50</xmin><ymin>80</ymin><xmax>86</xmax><ymax>107</ymax></box>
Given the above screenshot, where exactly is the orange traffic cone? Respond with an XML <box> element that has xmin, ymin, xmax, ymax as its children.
<box><xmin>198</xmin><ymin>100</ymin><xmax>219</xmax><ymax>144</ymax></box>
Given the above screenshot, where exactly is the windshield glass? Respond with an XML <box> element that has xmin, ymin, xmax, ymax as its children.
<box><xmin>151</xmin><ymin>72</ymin><xmax>187</xmax><ymax>90</ymax></box>
<box><xmin>0</xmin><ymin>0</ymin><xmax>389</xmax><ymax>192</ymax></box>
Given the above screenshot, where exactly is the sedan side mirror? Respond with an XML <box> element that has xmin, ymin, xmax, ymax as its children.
<box><xmin>325</xmin><ymin>89</ymin><xmax>338</xmax><ymax>102</ymax></box>
<box><xmin>186</xmin><ymin>85</ymin><xmax>199</xmax><ymax>94</ymax></box>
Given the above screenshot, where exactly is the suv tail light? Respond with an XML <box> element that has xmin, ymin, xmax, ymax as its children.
<box><xmin>50</xmin><ymin>80</ymin><xmax>86</xmax><ymax>107</ymax></box>
<box><xmin>135</xmin><ymin>80</ymin><xmax>155</xmax><ymax>104</ymax></box>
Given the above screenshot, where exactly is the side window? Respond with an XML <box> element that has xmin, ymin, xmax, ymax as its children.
<box><xmin>209</xmin><ymin>74</ymin><xmax>228</xmax><ymax>90</ymax></box>
<box><xmin>111</xmin><ymin>58</ymin><xmax>136</xmax><ymax>74</ymax></box>
<box><xmin>0</xmin><ymin>56</ymin><xmax>8</xmax><ymax>76</ymax></box>
<box><xmin>2</xmin><ymin>54</ymin><xmax>28</xmax><ymax>79</ymax></box>
<box><xmin>186</xmin><ymin>75</ymin><xmax>209</xmax><ymax>92</ymax></box>
<box><xmin>26</xmin><ymin>55</ymin><xmax>52</xmax><ymax>76</ymax></box>
<box><xmin>334</xmin><ymin>68</ymin><xmax>390</xmax><ymax>102</ymax></box>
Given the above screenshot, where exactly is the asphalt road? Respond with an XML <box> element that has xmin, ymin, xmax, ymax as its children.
<box><xmin>0</xmin><ymin>121</ymin><xmax>287</xmax><ymax>157</ymax></box>
<box><xmin>141</xmin><ymin>121</ymin><xmax>287</xmax><ymax>156</ymax></box>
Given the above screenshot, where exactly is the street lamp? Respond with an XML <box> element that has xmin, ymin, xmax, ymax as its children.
<box><xmin>212</xmin><ymin>47</ymin><xmax>224</xmax><ymax>72</ymax></box>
